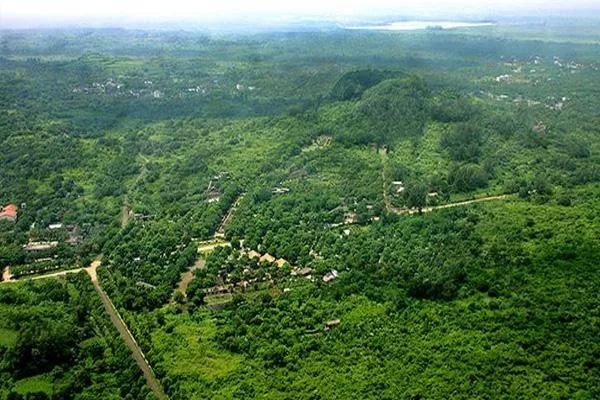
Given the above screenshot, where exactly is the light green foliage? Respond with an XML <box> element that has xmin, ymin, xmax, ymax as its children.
<box><xmin>1</xmin><ymin>24</ymin><xmax>600</xmax><ymax>400</ymax></box>
<box><xmin>13</xmin><ymin>374</ymin><xmax>53</xmax><ymax>396</ymax></box>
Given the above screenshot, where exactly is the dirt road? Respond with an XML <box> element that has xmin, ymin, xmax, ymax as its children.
<box><xmin>0</xmin><ymin>260</ymin><xmax>167</xmax><ymax>399</ymax></box>
<box><xmin>379</xmin><ymin>145</ymin><xmax>511</xmax><ymax>215</ymax></box>
<box><xmin>121</xmin><ymin>196</ymin><xmax>131</xmax><ymax>228</ymax></box>
<box><xmin>86</xmin><ymin>260</ymin><xmax>167</xmax><ymax>399</ymax></box>
<box><xmin>0</xmin><ymin>266</ymin><xmax>84</xmax><ymax>284</ymax></box>
<box><xmin>176</xmin><ymin>259</ymin><xmax>205</xmax><ymax>299</ymax></box>
<box><xmin>379</xmin><ymin>147</ymin><xmax>395</xmax><ymax>213</ymax></box>
<box><xmin>216</xmin><ymin>193</ymin><xmax>245</xmax><ymax>235</ymax></box>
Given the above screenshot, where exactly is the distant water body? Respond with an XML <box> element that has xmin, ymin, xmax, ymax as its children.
<box><xmin>345</xmin><ymin>21</ymin><xmax>494</xmax><ymax>31</ymax></box>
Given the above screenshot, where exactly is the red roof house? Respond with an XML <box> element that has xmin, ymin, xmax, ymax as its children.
<box><xmin>0</xmin><ymin>204</ymin><xmax>17</xmax><ymax>222</ymax></box>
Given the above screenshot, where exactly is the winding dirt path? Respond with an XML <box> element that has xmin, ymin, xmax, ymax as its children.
<box><xmin>379</xmin><ymin>147</ymin><xmax>395</xmax><ymax>212</ymax></box>
<box><xmin>379</xmin><ymin>145</ymin><xmax>511</xmax><ymax>215</ymax></box>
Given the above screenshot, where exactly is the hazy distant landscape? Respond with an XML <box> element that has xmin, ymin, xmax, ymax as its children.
<box><xmin>345</xmin><ymin>20</ymin><xmax>495</xmax><ymax>30</ymax></box>
<box><xmin>0</xmin><ymin>3</ymin><xmax>599</xmax><ymax>399</ymax></box>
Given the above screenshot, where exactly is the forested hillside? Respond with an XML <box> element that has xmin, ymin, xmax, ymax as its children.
<box><xmin>0</xmin><ymin>24</ymin><xmax>599</xmax><ymax>399</ymax></box>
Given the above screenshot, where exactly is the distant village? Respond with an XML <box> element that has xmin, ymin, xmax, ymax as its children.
<box><xmin>71</xmin><ymin>77</ymin><xmax>258</xmax><ymax>101</ymax></box>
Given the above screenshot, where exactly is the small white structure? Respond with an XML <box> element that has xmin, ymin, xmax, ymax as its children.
<box><xmin>495</xmin><ymin>74</ymin><xmax>513</xmax><ymax>83</ymax></box>
<box><xmin>323</xmin><ymin>270</ymin><xmax>339</xmax><ymax>283</ymax></box>
<box><xmin>24</xmin><ymin>241</ymin><xmax>59</xmax><ymax>251</ymax></box>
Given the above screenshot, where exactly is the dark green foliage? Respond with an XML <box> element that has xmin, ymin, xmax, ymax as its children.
<box><xmin>330</xmin><ymin>70</ymin><xmax>399</xmax><ymax>101</ymax></box>
<box><xmin>353</xmin><ymin>76</ymin><xmax>430</xmax><ymax>145</ymax></box>
<box><xmin>0</xmin><ymin>275</ymin><xmax>147</xmax><ymax>399</ymax></box>
<box><xmin>440</xmin><ymin>122</ymin><xmax>483</xmax><ymax>162</ymax></box>
<box><xmin>2</xmin><ymin>26</ymin><xmax>600</xmax><ymax>400</ymax></box>
<box><xmin>430</xmin><ymin>90</ymin><xmax>475</xmax><ymax>123</ymax></box>
<box><xmin>448</xmin><ymin>163</ymin><xmax>488</xmax><ymax>192</ymax></box>
<box><xmin>403</xmin><ymin>181</ymin><xmax>428</xmax><ymax>210</ymax></box>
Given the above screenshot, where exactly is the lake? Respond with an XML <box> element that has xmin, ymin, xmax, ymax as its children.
<box><xmin>345</xmin><ymin>21</ymin><xmax>494</xmax><ymax>31</ymax></box>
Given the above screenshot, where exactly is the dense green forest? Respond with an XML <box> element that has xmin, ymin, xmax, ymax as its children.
<box><xmin>0</xmin><ymin>22</ymin><xmax>599</xmax><ymax>399</ymax></box>
<box><xmin>0</xmin><ymin>275</ymin><xmax>149</xmax><ymax>399</ymax></box>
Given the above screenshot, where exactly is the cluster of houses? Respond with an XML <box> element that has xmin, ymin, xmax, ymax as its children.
<box><xmin>0</xmin><ymin>204</ymin><xmax>17</xmax><ymax>222</ymax></box>
<box><xmin>73</xmin><ymin>78</ymin><xmax>261</xmax><ymax>101</ymax></box>
<box><xmin>202</xmin><ymin>246</ymin><xmax>340</xmax><ymax>297</ymax></box>
<box><xmin>23</xmin><ymin>223</ymin><xmax>80</xmax><ymax>252</ymax></box>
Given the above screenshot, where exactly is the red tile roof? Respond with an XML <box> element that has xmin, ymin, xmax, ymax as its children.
<box><xmin>0</xmin><ymin>204</ymin><xmax>17</xmax><ymax>219</ymax></box>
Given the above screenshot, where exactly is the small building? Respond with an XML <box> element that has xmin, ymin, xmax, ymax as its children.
<box><xmin>48</xmin><ymin>223</ymin><xmax>63</xmax><ymax>230</ymax></box>
<box><xmin>343</xmin><ymin>212</ymin><xmax>356</xmax><ymax>224</ymax></box>
<box><xmin>391</xmin><ymin>181</ymin><xmax>405</xmax><ymax>194</ymax></box>
<box><xmin>272</xmin><ymin>187</ymin><xmax>290</xmax><ymax>194</ymax></box>
<box><xmin>24</xmin><ymin>241</ymin><xmax>59</xmax><ymax>252</ymax></box>
<box><xmin>136</xmin><ymin>281</ymin><xmax>156</xmax><ymax>289</ymax></box>
<box><xmin>298</xmin><ymin>267</ymin><xmax>314</xmax><ymax>276</ymax></box>
<box><xmin>260</xmin><ymin>253</ymin><xmax>276</xmax><ymax>263</ymax></box>
<box><xmin>275</xmin><ymin>258</ymin><xmax>288</xmax><ymax>268</ymax></box>
<box><xmin>323</xmin><ymin>270</ymin><xmax>339</xmax><ymax>283</ymax></box>
<box><xmin>0</xmin><ymin>204</ymin><xmax>17</xmax><ymax>222</ymax></box>
<box><xmin>247</xmin><ymin>250</ymin><xmax>261</xmax><ymax>259</ymax></box>
<box><xmin>495</xmin><ymin>74</ymin><xmax>513</xmax><ymax>83</ymax></box>
<box><xmin>325</xmin><ymin>319</ymin><xmax>341</xmax><ymax>330</ymax></box>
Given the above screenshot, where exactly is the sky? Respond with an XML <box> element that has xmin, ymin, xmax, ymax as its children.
<box><xmin>2</xmin><ymin>0</ymin><xmax>600</xmax><ymax>28</ymax></box>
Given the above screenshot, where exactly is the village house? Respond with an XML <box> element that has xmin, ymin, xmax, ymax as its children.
<box><xmin>391</xmin><ymin>181</ymin><xmax>405</xmax><ymax>193</ymax></box>
<box><xmin>323</xmin><ymin>270</ymin><xmax>339</xmax><ymax>283</ymax></box>
<box><xmin>24</xmin><ymin>241</ymin><xmax>59</xmax><ymax>252</ymax></box>
<box><xmin>0</xmin><ymin>204</ymin><xmax>17</xmax><ymax>222</ymax></box>
<box><xmin>325</xmin><ymin>319</ymin><xmax>341</xmax><ymax>330</ymax></box>
<box><xmin>260</xmin><ymin>253</ymin><xmax>276</xmax><ymax>263</ymax></box>
<box><xmin>298</xmin><ymin>267</ymin><xmax>314</xmax><ymax>276</ymax></box>
<box><xmin>272</xmin><ymin>187</ymin><xmax>290</xmax><ymax>194</ymax></box>
<box><xmin>247</xmin><ymin>250</ymin><xmax>261</xmax><ymax>259</ymax></box>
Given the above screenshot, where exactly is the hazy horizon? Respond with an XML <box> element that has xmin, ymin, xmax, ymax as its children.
<box><xmin>2</xmin><ymin>0</ymin><xmax>600</xmax><ymax>30</ymax></box>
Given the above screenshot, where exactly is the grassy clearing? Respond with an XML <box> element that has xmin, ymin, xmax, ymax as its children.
<box><xmin>152</xmin><ymin>311</ymin><xmax>243</xmax><ymax>386</ymax></box>
<box><xmin>14</xmin><ymin>374</ymin><xmax>53</xmax><ymax>395</ymax></box>
<box><xmin>0</xmin><ymin>327</ymin><xmax>18</xmax><ymax>347</ymax></box>
<box><xmin>204</xmin><ymin>293</ymin><xmax>233</xmax><ymax>305</ymax></box>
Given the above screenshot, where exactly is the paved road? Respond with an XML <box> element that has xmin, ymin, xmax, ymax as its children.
<box><xmin>1</xmin><ymin>260</ymin><xmax>167</xmax><ymax>399</ymax></box>
<box><xmin>86</xmin><ymin>261</ymin><xmax>167</xmax><ymax>399</ymax></box>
